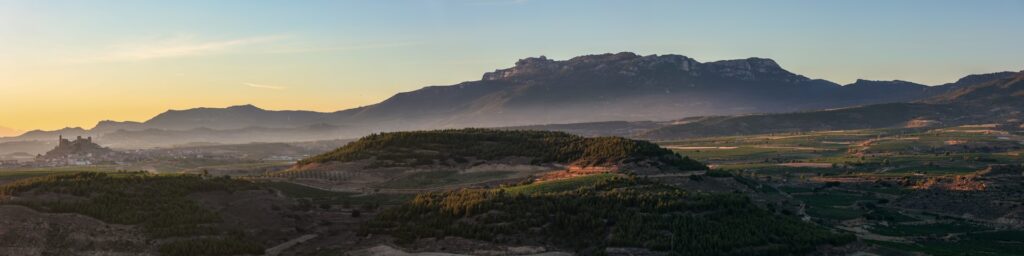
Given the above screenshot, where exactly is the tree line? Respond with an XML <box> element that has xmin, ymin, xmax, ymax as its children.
<box><xmin>0</xmin><ymin>172</ymin><xmax>266</xmax><ymax>256</ymax></box>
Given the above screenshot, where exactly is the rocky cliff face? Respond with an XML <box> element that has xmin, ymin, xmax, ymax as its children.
<box><xmin>482</xmin><ymin>53</ymin><xmax>808</xmax><ymax>84</ymax></box>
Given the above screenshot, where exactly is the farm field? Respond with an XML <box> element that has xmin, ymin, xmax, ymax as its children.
<box><xmin>660</xmin><ymin>126</ymin><xmax>1024</xmax><ymax>178</ymax></box>
<box><xmin>0</xmin><ymin>166</ymin><xmax>120</xmax><ymax>185</ymax></box>
<box><xmin>659</xmin><ymin>125</ymin><xmax>1024</xmax><ymax>255</ymax></box>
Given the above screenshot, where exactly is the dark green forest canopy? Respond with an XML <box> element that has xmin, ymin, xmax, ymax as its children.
<box><xmin>300</xmin><ymin>128</ymin><xmax>707</xmax><ymax>170</ymax></box>
<box><xmin>0</xmin><ymin>172</ymin><xmax>264</xmax><ymax>256</ymax></box>
<box><xmin>365</xmin><ymin>176</ymin><xmax>853</xmax><ymax>255</ymax></box>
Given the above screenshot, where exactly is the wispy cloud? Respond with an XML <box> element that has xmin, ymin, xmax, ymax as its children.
<box><xmin>265</xmin><ymin>41</ymin><xmax>425</xmax><ymax>54</ymax></box>
<box><xmin>69</xmin><ymin>35</ymin><xmax>286</xmax><ymax>63</ymax></box>
<box><xmin>244</xmin><ymin>82</ymin><xmax>287</xmax><ymax>90</ymax></box>
<box><xmin>65</xmin><ymin>34</ymin><xmax>422</xmax><ymax>64</ymax></box>
<box><xmin>468</xmin><ymin>0</ymin><xmax>529</xmax><ymax>6</ymax></box>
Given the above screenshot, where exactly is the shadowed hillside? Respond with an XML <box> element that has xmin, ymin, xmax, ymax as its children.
<box><xmin>640</xmin><ymin>71</ymin><xmax>1024</xmax><ymax>141</ymax></box>
<box><xmin>299</xmin><ymin>128</ymin><xmax>707</xmax><ymax>171</ymax></box>
<box><xmin>639</xmin><ymin>103</ymin><xmax>962</xmax><ymax>140</ymax></box>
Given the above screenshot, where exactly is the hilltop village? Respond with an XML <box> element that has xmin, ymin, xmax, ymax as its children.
<box><xmin>35</xmin><ymin>135</ymin><xmax>120</xmax><ymax>166</ymax></box>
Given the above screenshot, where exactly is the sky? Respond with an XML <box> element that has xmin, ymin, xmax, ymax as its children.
<box><xmin>1</xmin><ymin>0</ymin><xmax>1023</xmax><ymax>132</ymax></box>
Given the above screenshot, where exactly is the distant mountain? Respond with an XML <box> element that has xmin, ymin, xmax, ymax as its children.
<box><xmin>7</xmin><ymin>127</ymin><xmax>95</xmax><ymax>142</ymax></box>
<box><xmin>97</xmin><ymin>123</ymin><xmax>363</xmax><ymax>148</ymax></box>
<box><xmin>502</xmin><ymin>121</ymin><xmax>666</xmax><ymax>138</ymax></box>
<box><xmin>1</xmin><ymin>53</ymin><xmax>1016</xmax><ymax>147</ymax></box>
<box><xmin>336</xmin><ymin>53</ymin><xmax>934</xmax><ymax>129</ymax></box>
<box><xmin>926</xmin><ymin>71</ymin><xmax>1024</xmax><ymax>121</ymax></box>
<box><xmin>834</xmin><ymin>79</ymin><xmax>932</xmax><ymax>104</ymax></box>
<box><xmin>83</xmin><ymin>53</ymin><xmax>1017</xmax><ymax>133</ymax></box>
<box><xmin>639</xmin><ymin>71</ymin><xmax>1024</xmax><ymax>140</ymax></box>
<box><xmin>935</xmin><ymin>71</ymin><xmax>1018</xmax><ymax>90</ymax></box>
<box><xmin>92</xmin><ymin>104</ymin><xmax>333</xmax><ymax>131</ymax></box>
<box><xmin>927</xmin><ymin>71</ymin><xmax>1024</xmax><ymax>105</ymax></box>
<box><xmin>0</xmin><ymin>126</ymin><xmax>21</xmax><ymax>137</ymax></box>
<box><xmin>0</xmin><ymin>140</ymin><xmax>55</xmax><ymax>156</ymax></box>
<box><xmin>637</xmin><ymin>103</ymin><xmax>962</xmax><ymax>140</ymax></box>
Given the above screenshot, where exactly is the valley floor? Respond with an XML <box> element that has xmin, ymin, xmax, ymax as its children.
<box><xmin>2</xmin><ymin>125</ymin><xmax>1023</xmax><ymax>255</ymax></box>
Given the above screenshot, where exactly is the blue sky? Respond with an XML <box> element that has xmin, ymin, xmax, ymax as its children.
<box><xmin>1</xmin><ymin>0</ymin><xmax>1023</xmax><ymax>131</ymax></box>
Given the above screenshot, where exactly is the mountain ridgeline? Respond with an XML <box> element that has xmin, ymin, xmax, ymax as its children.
<box><xmin>1</xmin><ymin>52</ymin><xmax>1018</xmax><ymax>148</ymax></box>
<box><xmin>94</xmin><ymin>53</ymin><xmax>992</xmax><ymax>131</ymax></box>
<box><xmin>298</xmin><ymin>129</ymin><xmax>707</xmax><ymax>171</ymax></box>
<box><xmin>640</xmin><ymin>71</ymin><xmax>1024</xmax><ymax>140</ymax></box>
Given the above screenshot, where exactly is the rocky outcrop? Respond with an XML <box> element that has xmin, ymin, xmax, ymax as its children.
<box><xmin>482</xmin><ymin>53</ymin><xmax>803</xmax><ymax>83</ymax></box>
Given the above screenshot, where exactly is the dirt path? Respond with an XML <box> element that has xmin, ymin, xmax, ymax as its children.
<box><xmin>752</xmin><ymin>145</ymin><xmax>828</xmax><ymax>151</ymax></box>
<box><xmin>265</xmin><ymin>234</ymin><xmax>318</xmax><ymax>256</ymax></box>
<box><xmin>667</xmin><ymin>145</ymin><xmax>829</xmax><ymax>151</ymax></box>
<box><xmin>777</xmin><ymin>163</ymin><xmax>833</xmax><ymax>168</ymax></box>
<box><xmin>346</xmin><ymin>245</ymin><xmax>572</xmax><ymax>256</ymax></box>
<box><xmin>836</xmin><ymin>226</ymin><xmax>909</xmax><ymax>243</ymax></box>
<box><xmin>666</xmin><ymin>146</ymin><xmax>738</xmax><ymax>150</ymax></box>
<box><xmin>642</xmin><ymin>170</ymin><xmax>707</xmax><ymax>178</ymax></box>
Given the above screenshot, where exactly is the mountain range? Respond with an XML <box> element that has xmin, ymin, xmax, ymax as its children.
<box><xmin>639</xmin><ymin>71</ymin><xmax>1024</xmax><ymax>140</ymax></box>
<box><xmin>2</xmin><ymin>52</ymin><xmax>1019</xmax><ymax>149</ymax></box>
<box><xmin>512</xmin><ymin>71</ymin><xmax>1024</xmax><ymax>141</ymax></box>
<box><xmin>0</xmin><ymin>126</ymin><xmax>21</xmax><ymax>137</ymax></box>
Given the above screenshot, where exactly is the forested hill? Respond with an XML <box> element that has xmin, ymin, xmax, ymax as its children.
<box><xmin>366</xmin><ymin>175</ymin><xmax>853</xmax><ymax>255</ymax></box>
<box><xmin>298</xmin><ymin>129</ymin><xmax>707</xmax><ymax>170</ymax></box>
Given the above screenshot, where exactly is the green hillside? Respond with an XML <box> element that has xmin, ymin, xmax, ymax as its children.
<box><xmin>300</xmin><ymin>129</ymin><xmax>707</xmax><ymax>170</ymax></box>
<box><xmin>364</xmin><ymin>175</ymin><xmax>852</xmax><ymax>255</ymax></box>
<box><xmin>0</xmin><ymin>172</ymin><xmax>264</xmax><ymax>256</ymax></box>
